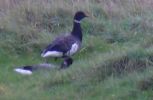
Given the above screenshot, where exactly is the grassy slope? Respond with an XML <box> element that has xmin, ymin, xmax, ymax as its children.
<box><xmin>1</xmin><ymin>0</ymin><xmax>153</xmax><ymax>100</ymax></box>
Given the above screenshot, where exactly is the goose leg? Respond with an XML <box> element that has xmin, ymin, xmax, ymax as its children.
<box><xmin>44</xmin><ymin>57</ymin><xmax>50</xmax><ymax>63</ymax></box>
<box><xmin>60</xmin><ymin>57</ymin><xmax>73</xmax><ymax>69</ymax></box>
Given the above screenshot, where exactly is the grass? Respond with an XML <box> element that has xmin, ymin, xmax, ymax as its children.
<box><xmin>1</xmin><ymin>0</ymin><xmax>153</xmax><ymax>100</ymax></box>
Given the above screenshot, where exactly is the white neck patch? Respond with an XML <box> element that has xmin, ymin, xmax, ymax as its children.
<box><xmin>74</xmin><ymin>20</ymin><xmax>81</xmax><ymax>23</ymax></box>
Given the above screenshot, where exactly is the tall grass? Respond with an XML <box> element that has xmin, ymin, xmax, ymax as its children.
<box><xmin>1</xmin><ymin>0</ymin><xmax>153</xmax><ymax>52</ymax></box>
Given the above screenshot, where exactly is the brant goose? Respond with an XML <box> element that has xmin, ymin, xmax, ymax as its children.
<box><xmin>41</xmin><ymin>11</ymin><xmax>88</xmax><ymax>68</ymax></box>
<box><xmin>14</xmin><ymin>11</ymin><xmax>87</xmax><ymax>75</ymax></box>
<box><xmin>14</xmin><ymin>63</ymin><xmax>55</xmax><ymax>75</ymax></box>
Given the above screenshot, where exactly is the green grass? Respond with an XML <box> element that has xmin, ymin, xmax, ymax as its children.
<box><xmin>1</xmin><ymin>0</ymin><xmax>153</xmax><ymax>99</ymax></box>
<box><xmin>1</xmin><ymin>37</ymin><xmax>153</xmax><ymax>100</ymax></box>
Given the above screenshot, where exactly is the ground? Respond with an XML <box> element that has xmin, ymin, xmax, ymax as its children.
<box><xmin>1</xmin><ymin>0</ymin><xmax>153</xmax><ymax>100</ymax></box>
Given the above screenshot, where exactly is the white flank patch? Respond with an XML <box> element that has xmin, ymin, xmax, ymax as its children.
<box><xmin>41</xmin><ymin>51</ymin><xmax>63</xmax><ymax>58</ymax></box>
<box><xmin>14</xmin><ymin>68</ymin><xmax>32</xmax><ymax>75</ymax></box>
<box><xmin>67</xmin><ymin>43</ymin><xmax>79</xmax><ymax>56</ymax></box>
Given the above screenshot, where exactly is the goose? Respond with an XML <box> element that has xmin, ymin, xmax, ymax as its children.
<box><xmin>14</xmin><ymin>11</ymin><xmax>88</xmax><ymax>75</ymax></box>
<box><xmin>41</xmin><ymin>11</ymin><xmax>88</xmax><ymax>68</ymax></box>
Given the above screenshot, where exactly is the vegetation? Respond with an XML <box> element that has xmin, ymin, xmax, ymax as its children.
<box><xmin>1</xmin><ymin>0</ymin><xmax>153</xmax><ymax>99</ymax></box>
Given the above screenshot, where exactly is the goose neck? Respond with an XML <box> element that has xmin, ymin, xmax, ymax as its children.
<box><xmin>71</xmin><ymin>21</ymin><xmax>82</xmax><ymax>41</ymax></box>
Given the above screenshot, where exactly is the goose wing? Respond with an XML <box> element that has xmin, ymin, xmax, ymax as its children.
<box><xmin>41</xmin><ymin>35</ymin><xmax>78</xmax><ymax>57</ymax></box>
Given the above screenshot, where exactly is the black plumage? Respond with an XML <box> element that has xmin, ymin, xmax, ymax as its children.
<box><xmin>41</xmin><ymin>11</ymin><xmax>88</xmax><ymax>68</ymax></box>
<box><xmin>41</xmin><ymin>35</ymin><xmax>81</xmax><ymax>57</ymax></box>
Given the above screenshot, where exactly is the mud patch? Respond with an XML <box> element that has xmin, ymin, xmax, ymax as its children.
<box><xmin>0</xmin><ymin>85</ymin><xmax>8</xmax><ymax>95</ymax></box>
<box><xmin>137</xmin><ymin>77</ymin><xmax>153</xmax><ymax>91</ymax></box>
<box><xmin>111</xmin><ymin>56</ymin><xmax>148</xmax><ymax>74</ymax></box>
<box><xmin>90</xmin><ymin>55</ymin><xmax>152</xmax><ymax>82</ymax></box>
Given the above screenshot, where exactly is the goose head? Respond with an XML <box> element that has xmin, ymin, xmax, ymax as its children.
<box><xmin>74</xmin><ymin>11</ymin><xmax>88</xmax><ymax>22</ymax></box>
